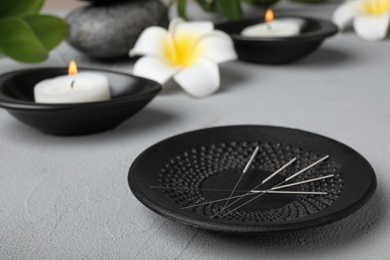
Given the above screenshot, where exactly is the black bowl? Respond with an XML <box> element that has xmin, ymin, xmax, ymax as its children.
<box><xmin>0</xmin><ymin>68</ymin><xmax>161</xmax><ymax>135</ymax></box>
<box><xmin>215</xmin><ymin>15</ymin><xmax>338</xmax><ymax>64</ymax></box>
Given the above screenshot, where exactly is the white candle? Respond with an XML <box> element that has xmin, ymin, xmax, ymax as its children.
<box><xmin>34</xmin><ymin>72</ymin><xmax>111</xmax><ymax>104</ymax></box>
<box><xmin>241</xmin><ymin>9</ymin><xmax>301</xmax><ymax>38</ymax></box>
<box><xmin>241</xmin><ymin>21</ymin><xmax>300</xmax><ymax>37</ymax></box>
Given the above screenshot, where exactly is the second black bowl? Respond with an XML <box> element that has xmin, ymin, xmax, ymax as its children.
<box><xmin>0</xmin><ymin>68</ymin><xmax>161</xmax><ymax>135</ymax></box>
<box><xmin>215</xmin><ymin>16</ymin><xmax>338</xmax><ymax>64</ymax></box>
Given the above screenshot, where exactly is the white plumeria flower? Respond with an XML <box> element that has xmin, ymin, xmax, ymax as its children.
<box><xmin>333</xmin><ymin>0</ymin><xmax>390</xmax><ymax>41</ymax></box>
<box><xmin>129</xmin><ymin>18</ymin><xmax>237</xmax><ymax>98</ymax></box>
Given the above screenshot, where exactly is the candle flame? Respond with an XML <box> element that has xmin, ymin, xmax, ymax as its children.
<box><xmin>265</xmin><ymin>8</ymin><xmax>274</xmax><ymax>22</ymax></box>
<box><xmin>68</xmin><ymin>60</ymin><xmax>78</xmax><ymax>75</ymax></box>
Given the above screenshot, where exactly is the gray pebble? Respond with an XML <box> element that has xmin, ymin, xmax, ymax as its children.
<box><xmin>66</xmin><ymin>0</ymin><xmax>168</xmax><ymax>59</ymax></box>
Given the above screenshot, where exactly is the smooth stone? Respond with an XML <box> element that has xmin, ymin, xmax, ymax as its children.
<box><xmin>66</xmin><ymin>0</ymin><xmax>168</xmax><ymax>59</ymax></box>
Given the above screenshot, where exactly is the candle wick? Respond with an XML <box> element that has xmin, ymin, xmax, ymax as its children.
<box><xmin>71</xmin><ymin>80</ymin><xmax>75</xmax><ymax>89</ymax></box>
<box><xmin>267</xmin><ymin>22</ymin><xmax>272</xmax><ymax>31</ymax></box>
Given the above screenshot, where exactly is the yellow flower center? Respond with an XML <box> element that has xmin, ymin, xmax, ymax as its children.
<box><xmin>362</xmin><ymin>0</ymin><xmax>390</xmax><ymax>15</ymax></box>
<box><xmin>163</xmin><ymin>33</ymin><xmax>202</xmax><ymax>67</ymax></box>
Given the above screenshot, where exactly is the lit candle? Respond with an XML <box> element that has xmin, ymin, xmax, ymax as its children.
<box><xmin>34</xmin><ymin>61</ymin><xmax>111</xmax><ymax>104</ymax></box>
<box><xmin>241</xmin><ymin>9</ymin><xmax>301</xmax><ymax>37</ymax></box>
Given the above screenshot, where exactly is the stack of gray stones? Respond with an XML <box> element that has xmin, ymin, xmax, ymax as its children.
<box><xmin>66</xmin><ymin>0</ymin><xmax>169</xmax><ymax>59</ymax></box>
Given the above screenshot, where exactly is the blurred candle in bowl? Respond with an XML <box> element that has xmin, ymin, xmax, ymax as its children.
<box><xmin>241</xmin><ymin>9</ymin><xmax>300</xmax><ymax>37</ymax></box>
<box><xmin>34</xmin><ymin>61</ymin><xmax>111</xmax><ymax>104</ymax></box>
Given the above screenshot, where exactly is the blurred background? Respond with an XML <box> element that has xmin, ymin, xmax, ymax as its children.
<box><xmin>43</xmin><ymin>0</ymin><xmax>170</xmax><ymax>9</ymax></box>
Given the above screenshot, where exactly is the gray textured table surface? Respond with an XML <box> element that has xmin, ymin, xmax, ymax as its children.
<box><xmin>1</xmin><ymin>1</ymin><xmax>389</xmax><ymax>259</ymax></box>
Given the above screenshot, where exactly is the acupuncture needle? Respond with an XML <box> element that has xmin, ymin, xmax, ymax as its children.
<box><xmin>218</xmin><ymin>146</ymin><xmax>260</xmax><ymax>213</ymax></box>
<box><xmin>180</xmin><ymin>173</ymin><xmax>333</xmax><ymax>209</ymax></box>
<box><xmin>210</xmin><ymin>157</ymin><xmax>297</xmax><ymax>218</ymax></box>
<box><xmin>217</xmin><ymin>155</ymin><xmax>330</xmax><ymax>218</ymax></box>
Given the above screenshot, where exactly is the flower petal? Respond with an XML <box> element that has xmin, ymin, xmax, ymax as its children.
<box><xmin>354</xmin><ymin>12</ymin><xmax>390</xmax><ymax>41</ymax></box>
<box><xmin>173</xmin><ymin>58</ymin><xmax>219</xmax><ymax>98</ymax></box>
<box><xmin>172</xmin><ymin>19</ymin><xmax>214</xmax><ymax>42</ymax></box>
<box><xmin>333</xmin><ymin>1</ymin><xmax>361</xmax><ymax>30</ymax></box>
<box><xmin>133</xmin><ymin>56</ymin><xmax>181</xmax><ymax>85</ymax></box>
<box><xmin>129</xmin><ymin>27</ymin><xmax>171</xmax><ymax>61</ymax></box>
<box><xmin>168</xmin><ymin>17</ymin><xmax>185</xmax><ymax>34</ymax></box>
<box><xmin>193</xmin><ymin>30</ymin><xmax>237</xmax><ymax>64</ymax></box>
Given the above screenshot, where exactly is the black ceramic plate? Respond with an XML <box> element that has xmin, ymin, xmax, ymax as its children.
<box><xmin>128</xmin><ymin>125</ymin><xmax>376</xmax><ymax>234</ymax></box>
<box><xmin>0</xmin><ymin>68</ymin><xmax>161</xmax><ymax>135</ymax></box>
<box><xmin>215</xmin><ymin>15</ymin><xmax>338</xmax><ymax>64</ymax></box>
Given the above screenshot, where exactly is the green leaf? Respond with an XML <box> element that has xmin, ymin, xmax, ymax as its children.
<box><xmin>177</xmin><ymin>0</ymin><xmax>188</xmax><ymax>20</ymax></box>
<box><xmin>215</xmin><ymin>0</ymin><xmax>243</xmax><ymax>20</ymax></box>
<box><xmin>24</xmin><ymin>15</ymin><xmax>67</xmax><ymax>50</ymax></box>
<box><xmin>0</xmin><ymin>17</ymin><xmax>48</xmax><ymax>63</ymax></box>
<box><xmin>0</xmin><ymin>0</ymin><xmax>44</xmax><ymax>18</ymax></box>
<box><xmin>195</xmin><ymin>0</ymin><xmax>216</xmax><ymax>12</ymax></box>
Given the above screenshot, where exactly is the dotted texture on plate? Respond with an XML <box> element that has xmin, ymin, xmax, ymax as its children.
<box><xmin>158</xmin><ymin>141</ymin><xmax>343</xmax><ymax>223</ymax></box>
